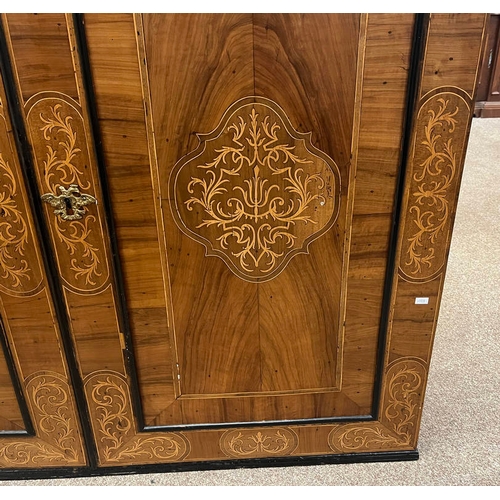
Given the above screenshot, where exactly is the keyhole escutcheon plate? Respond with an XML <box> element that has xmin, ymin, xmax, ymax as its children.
<box><xmin>41</xmin><ymin>184</ymin><xmax>97</xmax><ymax>221</ymax></box>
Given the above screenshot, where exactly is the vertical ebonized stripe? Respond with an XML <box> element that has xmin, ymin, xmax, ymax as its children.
<box><xmin>371</xmin><ymin>13</ymin><xmax>430</xmax><ymax>418</ymax></box>
<box><xmin>72</xmin><ymin>14</ymin><xmax>146</xmax><ymax>431</ymax></box>
<box><xmin>0</xmin><ymin>17</ymin><xmax>97</xmax><ymax>468</ymax></box>
<box><xmin>0</xmin><ymin>317</ymin><xmax>34</xmax><ymax>436</ymax></box>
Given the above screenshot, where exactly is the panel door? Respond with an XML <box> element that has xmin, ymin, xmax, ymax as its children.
<box><xmin>127</xmin><ymin>13</ymin><xmax>390</xmax><ymax>423</ymax></box>
<box><xmin>81</xmin><ymin>12</ymin><xmax>413</xmax><ymax>452</ymax></box>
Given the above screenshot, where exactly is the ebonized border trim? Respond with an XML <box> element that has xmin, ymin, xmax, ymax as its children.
<box><xmin>0</xmin><ymin>317</ymin><xmax>34</xmax><ymax>436</ymax></box>
<box><xmin>0</xmin><ymin>449</ymin><xmax>419</xmax><ymax>481</ymax></box>
<box><xmin>73</xmin><ymin>13</ymin><xmax>146</xmax><ymax>432</ymax></box>
<box><xmin>371</xmin><ymin>13</ymin><xmax>429</xmax><ymax>418</ymax></box>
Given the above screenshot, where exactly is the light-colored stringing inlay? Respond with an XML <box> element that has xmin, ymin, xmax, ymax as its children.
<box><xmin>86</xmin><ymin>372</ymin><xmax>188</xmax><ymax>464</ymax></box>
<box><xmin>170</xmin><ymin>97</ymin><xmax>341</xmax><ymax>282</ymax></box>
<box><xmin>220</xmin><ymin>427</ymin><xmax>298</xmax><ymax>458</ymax></box>
<box><xmin>328</xmin><ymin>358</ymin><xmax>426</xmax><ymax>452</ymax></box>
<box><xmin>0</xmin><ymin>372</ymin><xmax>83</xmax><ymax>467</ymax></box>
<box><xmin>406</xmin><ymin>98</ymin><xmax>458</xmax><ymax>275</ymax></box>
<box><xmin>0</xmin><ymin>152</ymin><xmax>30</xmax><ymax>289</ymax></box>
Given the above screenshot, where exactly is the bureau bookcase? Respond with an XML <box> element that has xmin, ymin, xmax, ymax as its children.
<box><xmin>0</xmin><ymin>14</ymin><xmax>487</xmax><ymax>478</ymax></box>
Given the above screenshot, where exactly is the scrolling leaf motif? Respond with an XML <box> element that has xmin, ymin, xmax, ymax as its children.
<box><xmin>104</xmin><ymin>436</ymin><xmax>186</xmax><ymax>463</ymax></box>
<box><xmin>0</xmin><ymin>153</ymin><xmax>30</xmax><ymax>288</ymax></box>
<box><xmin>329</xmin><ymin>359</ymin><xmax>425</xmax><ymax>452</ymax></box>
<box><xmin>0</xmin><ymin>442</ymin><xmax>70</xmax><ymax>466</ymax></box>
<box><xmin>91</xmin><ymin>376</ymin><xmax>133</xmax><ymax>462</ymax></box>
<box><xmin>405</xmin><ymin>98</ymin><xmax>458</xmax><ymax>276</ymax></box>
<box><xmin>172</xmin><ymin>99</ymin><xmax>340</xmax><ymax>282</ymax></box>
<box><xmin>0</xmin><ymin>373</ymin><xmax>82</xmax><ymax>467</ymax></box>
<box><xmin>221</xmin><ymin>428</ymin><xmax>297</xmax><ymax>458</ymax></box>
<box><xmin>90</xmin><ymin>375</ymin><xmax>187</xmax><ymax>464</ymax></box>
<box><xmin>39</xmin><ymin>104</ymin><xmax>101</xmax><ymax>286</ymax></box>
<box><xmin>28</xmin><ymin>375</ymin><xmax>79</xmax><ymax>461</ymax></box>
<box><xmin>53</xmin><ymin>214</ymin><xmax>102</xmax><ymax>286</ymax></box>
<box><xmin>40</xmin><ymin>104</ymin><xmax>89</xmax><ymax>191</ymax></box>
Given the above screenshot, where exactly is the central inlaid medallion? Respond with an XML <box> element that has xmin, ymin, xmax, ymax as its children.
<box><xmin>169</xmin><ymin>97</ymin><xmax>341</xmax><ymax>282</ymax></box>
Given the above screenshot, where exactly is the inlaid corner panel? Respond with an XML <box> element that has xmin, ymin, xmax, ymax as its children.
<box><xmin>0</xmin><ymin>13</ymin><xmax>486</xmax><ymax>473</ymax></box>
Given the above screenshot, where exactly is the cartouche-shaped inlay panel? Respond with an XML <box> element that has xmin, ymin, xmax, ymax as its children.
<box><xmin>0</xmin><ymin>99</ymin><xmax>43</xmax><ymax>295</ymax></box>
<box><xmin>400</xmin><ymin>90</ymin><xmax>470</xmax><ymax>282</ymax></box>
<box><xmin>25</xmin><ymin>94</ymin><xmax>109</xmax><ymax>292</ymax></box>
<box><xmin>170</xmin><ymin>97</ymin><xmax>341</xmax><ymax>282</ymax></box>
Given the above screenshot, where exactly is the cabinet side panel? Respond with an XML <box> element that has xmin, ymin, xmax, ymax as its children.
<box><xmin>384</xmin><ymin>14</ymin><xmax>487</xmax><ymax>448</ymax></box>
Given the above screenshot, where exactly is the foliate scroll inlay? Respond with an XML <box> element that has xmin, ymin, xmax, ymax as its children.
<box><xmin>328</xmin><ymin>359</ymin><xmax>426</xmax><ymax>452</ymax></box>
<box><xmin>0</xmin><ymin>153</ymin><xmax>30</xmax><ymax>289</ymax></box>
<box><xmin>170</xmin><ymin>97</ymin><xmax>341</xmax><ymax>282</ymax></box>
<box><xmin>26</xmin><ymin>96</ymin><xmax>108</xmax><ymax>290</ymax></box>
<box><xmin>401</xmin><ymin>92</ymin><xmax>470</xmax><ymax>280</ymax></box>
<box><xmin>0</xmin><ymin>372</ymin><xmax>84</xmax><ymax>467</ymax></box>
<box><xmin>86</xmin><ymin>372</ymin><xmax>188</xmax><ymax>465</ymax></box>
<box><xmin>0</xmin><ymin>103</ymin><xmax>42</xmax><ymax>294</ymax></box>
<box><xmin>27</xmin><ymin>373</ymin><xmax>81</xmax><ymax>462</ymax></box>
<box><xmin>220</xmin><ymin>427</ymin><xmax>298</xmax><ymax>458</ymax></box>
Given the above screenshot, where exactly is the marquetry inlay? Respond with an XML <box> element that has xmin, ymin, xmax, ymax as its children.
<box><xmin>0</xmin><ymin>152</ymin><xmax>31</xmax><ymax>290</ymax></box>
<box><xmin>0</xmin><ymin>13</ymin><xmax>486</xmax><ymax>474</ymax></box>
<box><xmin>328</xmin><ymin>358</ymin><xmax>426</xmax><ymax>452</ymax></box>
<box><xmin>220</xmin><ymin>427</ymin><xmax>298</xmax><ymax>458</ymax></box>
<box><xmin>400</xmin><ymin>91</ymin><xmax>470</xmax><ymax>281</ymax></box>
<box><xmin>0</xmin><ymin>103</ymin><xmax>42</xmax><ymax>294</ymax></box>
<box><xmin>25</xmin><ymin>96</ymin><xmax>109</xmax><ymax>290</ymax></box>
<box><xmin>170</xmin><ymin>97</ymin><xmax>341</xmax><ymax>282</ymax></box>
<box><xmin>0</xmin><ymin>372</ymin><xmax>84</xmax><ymax>467</ymax></box>
<box><xmin>85</xmin><ymin>372</ymin><xmax>189</xmax><ymax>465</ymax></box>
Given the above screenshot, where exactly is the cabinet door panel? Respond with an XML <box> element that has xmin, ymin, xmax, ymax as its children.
<box><xmin>82</xmin><ymin>13</ymin><xmax>413</xmax><ymax>432</ymax></box>
<box><xmin>83</xmin><ymin>13</ymin><xmax>485</xmax><ymax>465</ymax></box>
<box><xmin>0</xmin><ymin>64</ymin><xmax>86</xmax><ymax>468</ymax></box>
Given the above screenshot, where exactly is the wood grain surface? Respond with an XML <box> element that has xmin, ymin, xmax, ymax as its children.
<box><xmin>0</xmin><ymin>13</ymin><xmax>487</xmax><ymax>470</ymax></box>
<box><xmin>144</xmin><ymin>14</ymin><xmax>352</xmax><ymax>413</ymax></box>
<box><xmin>82</xmin><ymin>13</ymin><xmax>417</xmax><ymax>429</ymax></box>
<box><xmin>0</xmin><ymin>56</ymin><xmax>86</xmax><ymax>467</ymax></box>
<box><xmin>421</xmin><ymin>14</ymin><xmax>486</xmax><ymax>99</ymax></box>
<box><xmin>3</xmin><ymin>13</ymin><xmax>127</xmax><ymax>382</ymax></box>
<box><xmin>0</xmin><ymin>339</ymin><xmax>24</xmax><ymax>432</ymax></box>
<box><xmin>387</xmin><ymin>13</ymin><xmax>488</xmax><ymax>372</ymax></box>
<box><xmin>4</xmin><ymin>14</ymin><xmax>79</xmax><ymax>103</ymax></box>
<box><xmin>83</xmin><ymin>13</ymin><xmax>182</xmax><ymax>422</ymax></box>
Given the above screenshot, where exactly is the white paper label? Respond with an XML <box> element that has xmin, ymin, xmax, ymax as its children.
<box><xmin>415</xmin><ymin>297</ymin><xmax>429</xmax><ymax>305</ymax></box>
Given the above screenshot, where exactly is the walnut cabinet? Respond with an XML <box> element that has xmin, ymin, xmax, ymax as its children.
<box><xmin>0</xmin><ymin>14</ymin><xmax>487</xmax><ymax>478</ymax></box>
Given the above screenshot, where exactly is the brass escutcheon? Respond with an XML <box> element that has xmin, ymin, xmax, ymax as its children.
<box><xmin>41</xmin><ymin>184</ymin><xmax>97</xmax><ymax>221</ymax></box>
